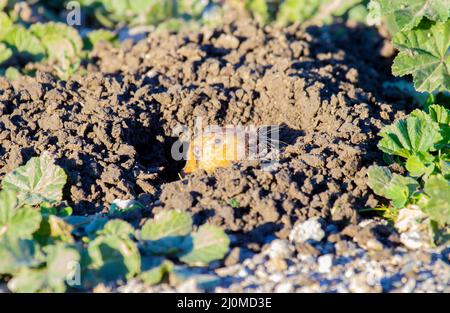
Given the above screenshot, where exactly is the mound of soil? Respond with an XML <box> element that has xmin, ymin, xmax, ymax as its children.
<box><xmin>0</xmin><ymin>72</ymin><xmax>168</xmax><ymax>213</ymax></box>
<box><xmin>0</xmin><ymin>15</ymin><xmax>408</xmax><ymax>247</ymax></box>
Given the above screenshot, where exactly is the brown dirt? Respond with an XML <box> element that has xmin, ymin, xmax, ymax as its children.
<box><xmin>0</xmin><ymin>16</ymin><xmax>409</xmax><ymax>248</ymax></box>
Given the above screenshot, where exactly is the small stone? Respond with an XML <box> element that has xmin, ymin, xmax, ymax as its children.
<box><xmin>295</xmin><ymin>242</ymin><xmax>321</xmax><ymax>256</ymax></box>
<box><xmin>395</xmin><ymin>207</ymin><xmax>431</xmax><ymax>250</ymax></box>
<box><xmin>318</xmin><ymin>254</ymin><xmax>333</xmax><ymax>273</ymax></box>
<box><xmin>275</xmin><ymin>282</ymin><xmax>293</xmax><ymax>293</ymax></box>
<box><xmin>266</xmin><ymin>239</ymin><xmax>293</xmax><ymax>259</ymax></box>
<box><xmin>269</xmin><ymin>273</ymin><xmax>284</xmax><ymax>283</ymax></box>
<box><xmin>266</xmin><ymin>257</ymin><xmax>288</xmax><ymax>272</ymax></box>
<box><xmin>365</xmin><ymin>238</ymin><xmax>384</xmax><ymax>251</ymax></box>
<box><xmin>178</xmin><ymin>278</ymin><xmax>201</xmax><ymax>293</ymax></box>
<box><xmin>349</xmin><ymin>274</ymin><xmax>379</xmax><ymax>293</ymax></box>
<box><xmin>289</xmin><ymin>218</ymin><xmax>325</xmax><ymax>244</ymax></box>
<box><xmin>400</xmin><ymin>231</ymin><xmax>429</xmax><ymax>250</ymax></box>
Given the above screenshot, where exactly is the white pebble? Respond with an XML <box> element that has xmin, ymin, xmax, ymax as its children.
<box><xmin>275</xmin><ymin>282</ymin><xmax>294</xmax><ymax>293</ymax></box>
<box><xmin>318</xmin><ymin>254</ymin><xmax>333</xmax><ymax>273</ymax></box>
<box><xmin>289</xmin><ymin>218</ymin><xmax>325</xmax><ymax>243</ymax></box>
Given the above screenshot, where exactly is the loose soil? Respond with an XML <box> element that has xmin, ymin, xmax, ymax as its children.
<box><xmin>0</xmin><ymin>14</ymin><xmax>411</xmax><ymax>250</ymax></box>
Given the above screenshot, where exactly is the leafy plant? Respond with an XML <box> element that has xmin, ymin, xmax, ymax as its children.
<box><xmin>245</xmin><ymin>0</ymin><xmax>369</xmax><ymax>26</ymax></box>
<box><xmin>0</xmin><ymin>155</ymin><xmax>230</xmax><ymax>292</ymax></box>
<box><xmin>1</xmin><ymin>154</ymin><xmax>67</xmax><ymax>206</ymax></box>
<box><xmin>0</xmin><ymin>9</ymin><xmax>84</xmax><ymax>79</ymax></box>
<box><xmin>367</xmin><ymin>104</ymin><xmax>450</xmax><ymax>230</ymax></box>
<box><xmin>369</xmin><ymin>0</ymin><xmax>450</xmax><ymax>93</ymax></box>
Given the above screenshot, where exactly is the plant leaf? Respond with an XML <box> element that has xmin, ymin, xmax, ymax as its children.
<box><xmin>179</xmin><ymin>224</ymin><xmax>229</xmax><ymax>266</ymax></box>
<box><xmin>0</xmin><ymin>190</ymin><xmax>42</xmax><ymax>239</ymax></box>
<box><xmin>422</xmin><ymin>174</ymin><xmax>450</xmax><ymax>226</ymax></box>
<box><xmin>98</xmin><ymin>219</ymin><xmax>135</xmax><ymax>238</ymax></box>
<box><xmin>7</xmin><ymin>243</ymin><xmax>80</xmax><ymax>293</ymax></box>
<box><xmin>0</xmin><ymin>236</ymin><xmax>40</xmax><ymax>274</ymax></box>
<box><xmin>139</xmin><ymin>257</ymin><xmax>173</xmax><ymax>285</ymax></box>
<box><xmin>141</xmin><ymin>210</ymin><xmax>192</xmax><ymax>255</ymax></box>
<box><xmin>30</xmin><ymin>22</ymin><xmax>83</xmax><ymax>61</ymax></box>
<box><xmin>378</xmin><ymin>115</ymin><xmax>442</xmax><ymax>157</ymax></box>
<box><xmin>392</xmin><ymin>20</ymin><xmax>450</xmax><ymax>93</ymax></box>
<box><xmin>2</xmin><ymin>155</ymin><xmax>67</xmax><ymax>206</ymax></box>
<box><xmin>88</xmin><ymin>235</ymin><xmax>140</xmax><ymax>281</ymax></box>
<box><xmin>367</xmin><ymin>165</ymin><xmax>393</xmax><ymax>196</ymax></box>
<box><xmin>376</xmin><ymin>0</ymin><xmax>450</xmax><ymax>31</ymax></box>
<box><xmin>384</xmin><ymin>174</ymin><xmax>420</xmax><ymax>208</ymax></box>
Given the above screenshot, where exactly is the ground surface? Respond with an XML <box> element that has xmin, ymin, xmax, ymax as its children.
<box><xmin>0</xmin><ymin>13</ymin><xmax>448</xmax><ymax>292</ymax></box>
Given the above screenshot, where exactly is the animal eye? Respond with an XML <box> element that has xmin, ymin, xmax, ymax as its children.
<box><xmin>214</xmin><ymin>138</ymin><xmax>222</xmax><ymax>145</ymax></box>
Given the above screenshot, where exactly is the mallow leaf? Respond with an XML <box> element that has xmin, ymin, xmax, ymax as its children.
<box><xmin>428</xmin><ymin>104</ymin><xmax>450</xmax><ymax>125</ymax></box>
<box><xmin>405</xmin><ymin>154</ymin><xmax>434</xmax><ymax>177</ymax></box>
<box><xmin>0</xmin><ymin>12</ymin><xmax>12</xmax><ymax>39</ymax></box>
<box><xmin>88</xmin><ymin>233</ymin><xmax>141</xmax><ymax>281</ymax></box>
<box><xmin>7</xmin><ymin>243</ymin><xmax>81</xmax><ymax>293</ymax></box>
<box><xmin>30</xmin><ymin>23</ymin><xmax>83</xmax><ymax>61</ymax></box>
<box><xmin>141</xmin><ymin>210</ymin><xmax>192</xmax><ymax>255</ymax></box>
<box><xmin>2</xmin><ymin>154</ymin><xmax>67</xmax><ymax>206</ymax></box>
<box><xmin>0</xmin><ymin>42</ymin><xmax>12</xmax><ymax>64</ymax></box>
<box><xmin>422</xmin><ymin>174</ymin><xmax>450</xmax><ymax>226</ymax></box>
<box><xmin>375</xmin><ymin>0</ymin><xmax>450</xmax><ymax>32</ymax></box>
<box><xmin>392</xmin><ymin>20</ymin><xmax>450</xmax><ymax>93</ymax></box>
<box><xmin>0</xmin><ymin>190</ymin><xmax>42</xmax><ymax>239</ymax></box>
<box><xmin>98</xmin><ymin>219</ymin><xmax>135</xmax><ymax>238</ymax></box>
<box><xmin>139</xmin><ymin>256</ymin><xmax>173</xmax><ymax>285</ymax></box>
<box><xmin>2</xmin><ymin>26</ymin><xmax>45</xmax><ymax>62</ymax></box>
<box><xmin>378</xmin><ymin>115</ymin><xmax>442</xmax><ymax>158</ymax></box>
<box><xmin>385</xmin><ymin>174</ymin><xmax>420</xmax><ymax>208</ymax></box>
<box><xmin>34</xmin><ymin>215</ymin><xmax>74</xmax><ymax>245</ymax></box>
<box><xmin>367</xmin><ymin>165</ymin><xmax>393</xmax><ymax>196</ymax></box>
<box><xmin>368</xmin><ymin>166</ymin><xmax>420</xmax><ymax>208</ymax></box>
<box><xmin>179</xmin><ymin>224</ymin><xmax>230</xmax><ymax>266</ymax></box>
<box><xmin>0</xmin><ymin>236</ymin><xmax>40</xmax><ymax>274</ymax></box>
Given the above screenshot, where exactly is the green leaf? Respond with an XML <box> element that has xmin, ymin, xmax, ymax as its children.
<box><xmin>7</xmin><ymin>269</ymin><xmax>47</xmax><ymax>293</ymax></box>
<box><xmin>0</xmin><ymin>42</ymin><xmax>12</xmax><ymax>64</ymax></box>
<box><xmin>30</xmin><ymin>23</ymin><xmax>83</xmax><ymax>61</ymax></box>
<box><xmin>179</xmin><ymin>224</ymin><xmax>229</xmax><ymax>266</ymax></box>
<box><xmin>88</xmin><ymin>234</ymin><xmax>140</xmax><ymax>281</ymax></box>
<box><xmin>428</xmin><ymin>104</ymin><xmax>450</xmax><ymax>124</ymax></box>
<box><xmin>405</xmin><ymin>153</ymin><xmax>435</xmax><ymax>177</ymax></box>
<box><xmin>2</xmin><ymin>154</ymin><xmax>67</xmax><ymax>206</ymax></box>
<box><xmin>2</xmin><ymin>26</ymin><xmax>45</xmax><ymax>62</ymax></box>
<box><xmin>367</xmin><ymin>162</ymin><xmax>425</xmax><ymax>207</ymax></box>
<box><xmin>367</xmin><ymin>165</ymin><xmax>393</xmax><ymax>196</ymax></box>
<box><xmin>378</xmin><ymin>115</ymin><xmax>442</xmax><ymax>157</ymax></box>
<box><xmin>84</xmin><ymin>29</ymin><xmax>118</xmax><ymax>50</ymax></box>
<box><xmin>384</xmin><ymin>174</ymin><xmax>420</xmax><ymax>208</ymax></box>
<box><xmin>422</xmin><ymin>174</ymin><xmax>450</xmax><ymax>226</ymax></box>
<box><xmin>276</xmin><ymin>0</ymin><xmax>325</xmax><ymax>25</ymax></box>
<box><xmin>141</xmin><ymin>210</ymin><xmax>192</xmax><ymax>255</ymax></box>
<box><xmin>0</xmin><ymin>12</ymin><xmax>12</xmax><ymax>40</ymax></box>
<box><xmin>246</xmin><ymin>0</ymin><xmax>270</xmax><ymax>24</ymax></box>
<box><xmin>392</xmin><ymin>20</ymin><xmax>450</xmax><ymax>93</ymax></box>
<box><xmin>8</xmin><ymin>243</ymin><xmax>80</xmax><ymax>293</ymax></box>
<box><xmin>375</xmin><ymin>0</ymin><xmax>450</xmax><ymax>31</ymax></box>
<box><xmin>0</xmin><ymin>190</ymin><xmax>42</xmax><ymax>239</ymax></box>
<box><xmin>0</xmin><ymin>236</ymin><xmax>40</xmax><ymax>274</ymax></box>
<box><xmin>35</xmin><ymin>215</ymin><xmax>74</xmax><ymax>245</ymax></box>
<box><xmin>440</xmin><ymin>158</ymin><xmax>450</xmax><ymax>176</ymax></box>
<box><xmin>43</xmin><ymin>243</ymin><xmax>81</xmax><ymax>292</ymax></box>
<box><xmin>98</xmin><ymin>219</ymin><xmax>135</xmax><ymax>238</ymax></box>
<box><xmin>139</xmin><ymin>257</ymin><xmax>173</xmax><ymax>285</ymax></box>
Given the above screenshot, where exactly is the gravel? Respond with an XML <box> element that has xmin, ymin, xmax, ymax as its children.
<box><xmin>110</xmin><ymin>218</ymin><xmax>450</xmax><ymax>293</ymax></box>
